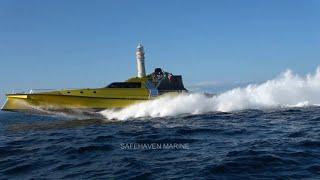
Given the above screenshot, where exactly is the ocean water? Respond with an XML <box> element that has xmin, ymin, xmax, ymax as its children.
<box><xmin>1</xmin><ymin>68</ymin><xmax>320</xmax><ymax>179</ymax></box>
<box><xmin>1</xmin><ymin>107</ymin><xmax>320</xmax><ymax>179</ymax></box>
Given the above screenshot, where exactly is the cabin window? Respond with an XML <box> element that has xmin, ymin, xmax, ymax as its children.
<box><xmin>80</xmin><ymin>91</ymin><xmax>83</xmax><ymax>94</ymax></box>
<box><xmin>93</xmin><ymin>91</ymin><xmax>96</xmax><ymax>93</ymax></box>
<box><xmin>106</xmin><ymin>82</ymin><xmax>141</xmax><ymax>88</ymax></box>
<box><xmin>67</xmin><ymin>91</ymin><xmax>71</xmax><ymax>94</ymax></box>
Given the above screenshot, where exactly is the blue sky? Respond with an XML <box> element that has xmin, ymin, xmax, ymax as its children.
<box><xmin>0</xmin><ymin>0</ymin><xmax>320</xmax><ymax>103</ymax></box>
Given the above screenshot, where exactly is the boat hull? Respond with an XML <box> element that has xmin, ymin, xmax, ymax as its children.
<box><xmin>1</xmin><ymin>94</ymin><xmax>148</xmax><ymax>114</ymax></box>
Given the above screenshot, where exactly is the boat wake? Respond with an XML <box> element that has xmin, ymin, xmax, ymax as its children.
<box><xmin>100</xmin><ymin>67</ymin><xmax>320</xmax><ymax>120</ymax></box>
<box><xmin>11</xmin><ymin>100</ymin><xmax>103</xmax><ymax>120</ymax></box>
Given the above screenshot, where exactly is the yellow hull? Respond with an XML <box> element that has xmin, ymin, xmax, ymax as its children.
<box><xmin>2</xmin><ymin>94</ymin><xmax>148</xmax><ymax>113</ymax></box>
<box><xmin>1</xmin><ymin>73</ymin><xmax>186</xmax><ymax>114</ymax></box>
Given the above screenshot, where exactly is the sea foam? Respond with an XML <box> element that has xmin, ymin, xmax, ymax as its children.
<box><xmin>101</xmin><ymin>67</ymin><xmax>320</xmax><ymax>120</ymax></box>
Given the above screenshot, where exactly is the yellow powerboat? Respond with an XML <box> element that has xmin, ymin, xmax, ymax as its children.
<box><xmin>1</xmin><ymin>44</ymin><xmax>187</xmax><ymax>114</ymax></box>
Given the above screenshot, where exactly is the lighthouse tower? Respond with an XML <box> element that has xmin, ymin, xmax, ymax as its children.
<box><xmin>136</xmin><ymin>43</ymin><xmax>146</xmax><ymax>78</ymax></box>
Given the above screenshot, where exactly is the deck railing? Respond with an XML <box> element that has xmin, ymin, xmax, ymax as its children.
<box><xmin>9</xmin><ymin>88</ymin><xmax>78</xmax><ymax>94</ymax></box>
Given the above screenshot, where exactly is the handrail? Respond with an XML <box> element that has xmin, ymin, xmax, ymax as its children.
<box><xmin>29</xmin><ymin>89</ymin><xmax>57</xmax><ymax>94</ymax></box>
<box><xmin>158</xmin><ymin>90</ymin><xmax>188</xmax><ymax>93</ymax></box>
<box><xmin>8</xmin><ymin>88</ymin><xmax>80</xmax><ymax>94</ymax></box>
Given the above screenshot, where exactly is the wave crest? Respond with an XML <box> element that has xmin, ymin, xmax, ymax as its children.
<box><xmin>101</xmin><ymin>67</ymin><xmax>320</xmax><ymax>120</ymax></box>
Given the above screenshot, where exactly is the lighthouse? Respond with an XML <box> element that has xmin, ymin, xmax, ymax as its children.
<box><xmin>136</xmin><ymin>43</ymin><xmax>146</xmax><ymax>78</ymax></box>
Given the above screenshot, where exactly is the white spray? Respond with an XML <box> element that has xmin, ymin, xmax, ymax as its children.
<box><xmin>100</xmin><ymin>67</ymin><xmax>320</xmax><ymax>120</ymax></box>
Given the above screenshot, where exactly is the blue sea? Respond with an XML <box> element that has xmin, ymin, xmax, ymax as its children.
<box><xmin>0</xmin><ymin>107</ymin><xmax>320</xmax><ymax>179</ymax></box>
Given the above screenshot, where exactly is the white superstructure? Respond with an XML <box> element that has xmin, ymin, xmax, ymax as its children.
<box><xmin>136</xmin><ymin>43</ymin><xmax>146</xmax><ymax>78</ymax></box>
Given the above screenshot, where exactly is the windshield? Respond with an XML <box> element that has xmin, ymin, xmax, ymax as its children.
<box><xmin>106</xmin><ymin>82</ymin><xmax>141</xmax><ymax>88</ymax></box>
